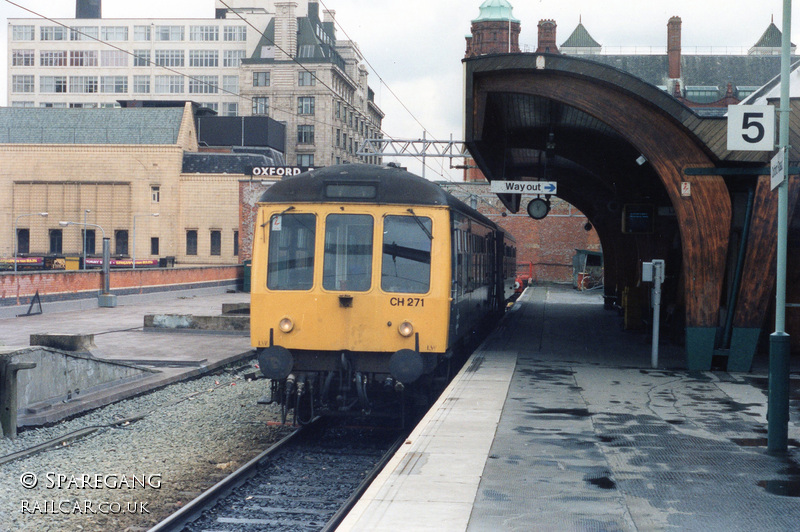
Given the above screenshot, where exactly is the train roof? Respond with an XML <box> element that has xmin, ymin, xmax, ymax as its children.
<box><xmin>259</xmin><ymin>164</ymin><xmax>500</xmax><ymax>230</ymax></box>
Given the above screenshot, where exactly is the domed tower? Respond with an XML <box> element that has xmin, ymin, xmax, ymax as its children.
<box><xmin>466</xmin><ymin>0</ymin><xmax>521</xmax><ymax>57</ymax></box>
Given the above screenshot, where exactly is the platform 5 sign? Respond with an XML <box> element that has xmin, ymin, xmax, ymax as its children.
<box><xmin>727</xmin><ymin>105</ymin><xmax>775</xmax><ymax>151</ymax></box>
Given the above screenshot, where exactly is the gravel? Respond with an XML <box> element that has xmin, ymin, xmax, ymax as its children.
<box><xmin>0</xmin><ymin>362</ymin><xmax>292</xmax><ymax>532</ymax></box>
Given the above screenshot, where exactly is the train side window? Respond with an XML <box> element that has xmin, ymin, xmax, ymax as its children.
<box><xmin>267</xmin><ymin>213</ymin><xmax>316</xmax><ymax>290</ymax></box>
<box><xmin>382</xmin><ymin>215</ymin><xmax>432</xmax><ymax>294</ymax></box>
<box><xmin>323</xmin><ymin>214</ymin><xmax>373</xmax><ymax>292</ymax></box>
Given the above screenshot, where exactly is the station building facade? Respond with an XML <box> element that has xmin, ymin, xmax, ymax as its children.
<box><xmin>7</xmin><ymin>0</ymin><xmax>384</xmax><ymax>168</ymax></box>
<box><xmin>0</xmin><ymin>103</ymin><xmax>281</xmax><ymax>267</ymax></box>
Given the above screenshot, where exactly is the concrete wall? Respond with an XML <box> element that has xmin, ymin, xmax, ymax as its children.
<box><xmin>1</xmin><ymin>346</ymin><xmax>152</xmax><ymax>427</ymax></box>
<box><xmin>0</xmin><ymin>265</ymin><xmax>242</xmax><ymax>307</ymax></box>
<box><xmin>6</xmin><ymin>347</ymin><xmax>151</xmax><ymax>411</ymax></box>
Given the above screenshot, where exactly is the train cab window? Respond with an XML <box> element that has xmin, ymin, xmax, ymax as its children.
<box><xmin>267</xmin><ymin>213</ymin><xmax>316</xmax><ymax>290</ymax></box>
<box><xmin>382</xmin><ymin>215</ymin><xmax>432</xmax><ymax>294</ymax></box>
<box><xmin>323</xmin><ymin>214</ymin><xmax>373</xmax><ymax>291</ymax></box>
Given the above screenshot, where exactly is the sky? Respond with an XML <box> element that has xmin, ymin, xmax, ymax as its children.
<box><xmin>1</xmin><ymin>0</ymin><xmax>798</xmax><ymax>180</ymax></box>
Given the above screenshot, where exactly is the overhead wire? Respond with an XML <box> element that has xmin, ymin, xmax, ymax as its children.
<box><xmin>5</xmin><ymin>0</ymin><xmax>355</xmax><ymax>137</ymax></box>
<box><xmin>6</xmin><ymin>0</ymin><xmax>496</xmax><ymax>202</ymax></box>
<box><xmin>315</xmin><ymin>0</ymin><xmax>461</xmax><ymax>182</ymax></box>
<box><xmin>217</xmin><ymin>0</ymin><xmax>455</xmax><ymax>178</ymax></box>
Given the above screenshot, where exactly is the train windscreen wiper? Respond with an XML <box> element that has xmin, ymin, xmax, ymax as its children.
<box><xmin>406</xmin><ymin>208</ymin><xmax>433</xmax><ymax>240</ymax></box>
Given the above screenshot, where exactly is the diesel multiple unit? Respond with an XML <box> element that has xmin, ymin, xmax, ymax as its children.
<box><xmin>250</xmin><ymin>164</ymin><xmax>515</xmax><ymax>422</ymax></box>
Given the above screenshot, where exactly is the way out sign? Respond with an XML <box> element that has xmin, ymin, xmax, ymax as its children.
<box><xmin>727</xmin><ymin>105</ymin><xmax>775</xmax><ymax>151</ymax></box>
<box><xmin>490</xmin><ymin>180</ymin><xmax>557</xmax><ymax>195</ymax></box>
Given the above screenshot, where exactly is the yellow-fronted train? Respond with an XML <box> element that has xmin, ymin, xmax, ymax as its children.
<box><xmin>251</xmin><ymin>164</ymin><xmax>516</xmax><ymax>423</ymax></box>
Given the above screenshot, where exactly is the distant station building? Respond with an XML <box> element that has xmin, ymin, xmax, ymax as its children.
<box><xmin>7</xmin><ymin>0</ymin><xmax>384</xmax><ymax>168</ymax></box>
<box><xmin>0</xmin><ymin>103</ymin><xmax>286</xmax><ymax>267</ymax></box>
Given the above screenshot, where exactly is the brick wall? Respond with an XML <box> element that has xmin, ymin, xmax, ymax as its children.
<box><xmin>440</xmin><ymin>182</ymin><xmax>601</xmax><ymax>283</ymax></box>
<box><xmin>0</xmin><ymin>265</ymin><xmax>241</xmax><ymax>307</ymax></box>
<box><xmin>238</xmin><ymin>180</ymin><xmax>277</xmax><ymax>262</ymax></box>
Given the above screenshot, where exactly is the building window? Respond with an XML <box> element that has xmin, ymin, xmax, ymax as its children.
<box><xmin>70</xmin><ymin>50</ymin><xmax>98</xmax><ymax>67</ymax></box>
<box><xmin>156</xmin><ymin>25</ymin><xmax>184</xmax><ymax>41</ymax></box>
<box><xmin>205</xmin><ymin>103</ymin><xmax>219</xmax><ymax>113</ymax></box>
<box><xmin>40</xmin><ymin>50</ymin><xmax>67</xmax><ymax>66</ymax></box>
<box><xmin>12</xmin><ymin>50</ymin><xmax>35</xmax><ymax>66</ymax></box>
<box><xmin>16</xmin><ymin>228</ymin><xmax>30</xmax><ymax>254</ymax></box>
<box><xmin>12</xmin><ymin>25</ymin><xmax>35</xmax><ymax>41</ymax></box>
<box><xmin>101</xmin><ymin>50</ymin><xmax>128</xmax><ymax>67</ymax></box>
<box><xmin>101</xmin><ymin>26</ymin><xmax>128</xmax><ymax>41</ymax></box>
<box><xmin>69</xmin><ymin>76</ymin><xmax>98</xmax><ymax>93</ymax></box>
<box><xmin>12</xmin><ymin>75</ymin><xmax>35</xmax><ymax>93</ymax></box>
<box><xmin>186</xmin><ymin>230</ymin><xmax>198</xmax><ymax>256</ymax></box>
<box><xmin>189</xmin><ymin>50</ymin><xmax>218</xmax><ymax>67</ymax></box>
<box><xmin>12</xmin><ymin>101</ymin><xmax>34</xmax><ymax>108</ymax></box>
<box><xmin>223</xmin><ymin>50</ymin><xmax>245</xmax><ymax>67</ymax></box>
<box><xmin>39</xmin><ymin>102</ymin><xmax>67</xmax><ymax>108</ymax></box>
<box><xmin>115</xmin><ymin>230</ymin><xmax>129</xmax><ymax>256</ymax></box>
<box><xmin>133</xmin><ymin>76</ymin><xmax>150</xmax><ymax>94</ymax></box>
<box><xmin>155</xmin><ymin>50</ymin><xmax>184</xmax><ymax>67</ymax></box>
<box><xmin>336</xmin><ymin>129</ymin><xmax>341</xmax><ymax>147</ymax></box>
<box><xmin>70</xmin><ymin>26</ymin><xmax>98</xmax><ymax>41</ymax></box>
<box><xmin>298</xmin><ymin>71</ymin><xmax>315</xmax><ymax>86</ymax></box>
<box><xmin>190</xmin><ymin>25</ymin><xmax>219</xmax><ymax>41</ymax></box>
<box><xmin>155</xmin><ymin>75</ymin><xmax>183</xmax><ymax>94</ymax></box>
<box><xmin>233</xmin><ymin>230</ymin><xmax>239</xmax><ymax>256</ymax></box>
<box><xmin>133</xmin><ymin>50</ymin><xmax>150</xmax><ymax>67</ymax></box>
<box><xmin>298</xmin><ymin>96</ymin><xmax>315</xmax><ymax>115</ymax></box>
<box><xmin>49</xmin><ymin>229</ymin><xmax>63</xmax><ymax>254</ymax></box>
<box><xmin>252</xmin><ymin>97</ymin><xmax>269</xmax><ymax>115</ymax></box>
<box><xmin>151</xmin><ymin>237</ymin><xmax>160</xmax><ymax>256</ymax></box>
<box><xmin>41</xmin><ymin>26</ymin><xmax>68</xmax><ymax>41</ymax></box>
<box><xmin>223</xmin><ymin>102</ymin><xmax>238</xmax><ymax>117</ymax></box>
<box><xmin>297</xmin><ymin>154</ymin><xmax>315</xmax><ymax>167</ymax></box>
<box><xmin>685</xmin><ymin>86</ymin><xmax>720</xmax><ymax>104</ymax></box>
<box><xmin>210</xmin><ymin>230</ymin><xmax>221</xmax><ymax>256</ymax></box>
<box><xmin>298</xmin><ymin>44</ymin><xmax>316</xmax><ymax>58</ymax></box>
<box><xmin>83</xmin><ymin>229</ymin><xmax>96</xmax><ymax>255</ymax></box>
<box><xmin>222</xmin><ymin>75</ymin><xmax>239</xmax><ymax>94</ymax></box>
<box><xmin>40</xmin><ymin>76</ymin><xmax>67</xmax><ymax>93</ymax></box>
<box><xmin>224</xmin><ymin>26</ymin><xmax>246</xmax><ymax>41</ymax></box>
<box><xmin>297</xmin><ymin>125</ymin><xmax>315</xmax><ymax>144</ymax></box>
<box><xmin>101</xmin><ymin>76</ymin><xmax>128</xmax><ymax>94</ymax></box>
<box><xmin>151</xmin><ymin>185</ymin><xmax>160</xmax><ymax>203</ymax></box>
<box><xmin>134</xmin><ymin>25</ymin><xmax>151</xmax><ymax>41</ymax></box>
<box><xmin>189</xmin><ymin>76</ymin><xmax>218</xmax><ymax>94</ymax></box>
<box><xmin>253</xmin><ymin>71</ymin><xmax>270</xmax><ymax>87</ymax></box>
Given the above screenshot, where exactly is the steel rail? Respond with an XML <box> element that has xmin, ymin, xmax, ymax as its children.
<box><xmin>147</xmin><ymin>423</ymin><xmax>308</xmax><ymax>532</ymax></box>
<box><xmin>319</xmin><ymin>432</ymin><xmax>407</xmax><ymax>532</ymax></box>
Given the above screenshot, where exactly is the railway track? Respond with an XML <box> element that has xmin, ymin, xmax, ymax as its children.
<box><xmin>149</xmin><ymin>419</ymin><xmax>405</xmax><ymax>532</ymax></box>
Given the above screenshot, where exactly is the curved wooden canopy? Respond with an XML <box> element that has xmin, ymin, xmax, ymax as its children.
<box><xmin>464</xmin><ymin>53</ymin><xmax>732</xmax><ymax>329</ymax></box>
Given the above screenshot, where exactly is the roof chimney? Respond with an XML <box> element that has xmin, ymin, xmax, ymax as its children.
<box><xmin>274</xmin><ymin>2</ymin><xmax>298</xmax><ymax>61</ymax></box>
<box><xmin>537</xmin><ymin>20</ymin><xmax>559</xmax><ymax>54</ymax></box>
<box><xmin>76</xmin><ymin>0</ymin><xmax>101</xmax><ymax>19</ymax></box>
<box><xmin>668</xmin><ymin>16</ymin><xmax>682</xmax><ymax>80</ymax></box>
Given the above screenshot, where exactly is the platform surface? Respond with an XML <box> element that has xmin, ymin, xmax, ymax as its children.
<box><xmin>338</xmin><ymin>284</ymin><xmax>800</xmax><ymax>532</ymax></box>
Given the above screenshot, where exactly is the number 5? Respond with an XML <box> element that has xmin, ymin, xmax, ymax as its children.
<box><xmin>742</xmin><ymin>112</ymin><xmax>765</xmax><ymax>144</ymax></box>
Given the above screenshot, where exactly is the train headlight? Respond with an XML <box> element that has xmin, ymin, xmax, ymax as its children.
<box><xmin>398</xmin><ymin>321</ymin><xmax>414</xmax><ymax>337</ymax></box>
<box><xmin>279</xmin><ymin>317</ymin><xmax>294</xmax><ymax>333</ymax></box>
